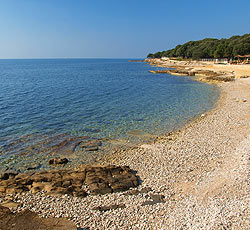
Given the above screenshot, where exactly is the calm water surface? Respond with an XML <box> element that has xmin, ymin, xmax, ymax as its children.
<box><xmin>0</xmin><ymin>59</ymin><xmax>219</xmax><ymax>170</ymax></box>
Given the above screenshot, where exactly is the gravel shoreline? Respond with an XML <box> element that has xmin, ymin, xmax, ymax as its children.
<box><xmin>3</xmin><ymin>78</ymin><xmax>250</xmax><ymax>229</ymax></box>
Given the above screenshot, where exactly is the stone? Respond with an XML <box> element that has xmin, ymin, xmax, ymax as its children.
<box><xmin>0</xmin><ymin>201</ymin><xmax>20</xmax><ymax>209</ymax></box>
<box><xmin>48</xmin><ymin>158</ymin><xmax>68</xmax><ymax>165</ymax></box>
<box><xmin>124</xmin><ymin>187</ymin><xmax>152</xmax><ymax>195</ymax></box>
<box><xmin>84</xmin><ymin>165</ymin><xmax>139</xmax><ymax>195</ymax></box>
<box><xmin>0</xmin><ymin>165</ymin><xmax>139</xmax><ymax>197</ymax></box>
<box><xmin>26</xmin><ymin>164</ymin><xmax>40</xmax><ymax>170</ymax></box>
<box><xmin>142</xmin><ymin>194</ymin><xmax>165</xmax><ymax>206</ymax></box>
<box><xmin>93</xmin><ymin>204</ymin><xmax>126</xmax><ymax>212</ymax></box>
<box><xmin>0</xmin><ymin>171</ymin><xmax>18</xmax><ymax>180</ymax></box>
<box><xmin>85</xmin><ymin>147</ymin><xmax>99</xmax><ymax>151</ymax></box>
<box><xmin>79</xmin><ymin>140</ymin><xmax>102</xmax><ymax>149</ymax></box>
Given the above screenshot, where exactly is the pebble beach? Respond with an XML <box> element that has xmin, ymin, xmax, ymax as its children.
<box><xmin>1</xmin><ymin>73</ymin><xmax>249</xmax><ymax>229</ymax></box>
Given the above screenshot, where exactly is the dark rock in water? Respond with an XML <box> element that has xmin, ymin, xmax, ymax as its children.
<box><xmin>26</xmin><ymin>164</ymin><xmax>40</xmax><ymax>170</ymax></box>
<box><xmin>0</xmin><ymin>171</ymin><xmax>18</xmax><ymax>180</ymax></box>
<box><xmin>134</xmin><ymin>118</ymin><xmax>144</xmax><ymax>122</ymax></box>
<box><xmin>82</xmin><ymin>128</ymin><xmax>101</xmax><ymax>133</ymax></box>
<box><xmin>79</xmin><ymin>140</ymin><xmax>102</xmax><ymax>148</ymax></box>
<box><xmin>0</xmin><ymin>205</ymin><xmax>76</xmax><ymax>230</ymax></box>
<box><xmin>0</xmin><ymin>165</ymin><xmax>139</xmax><ymax>197</ymax></box>
<box><xmin>85</xmin><ymin>147</ymin><xmax>99</xmax><ymax>151</ymax></box>
<box><xmin>93</xmin><ymin>204</ymin><xmax>126</xmax><ymax>212</ymax></box>
<box><xmin>48</xmin><ymin>158</ymin><xmax>69</xmax><ymax>165</ymax></box>
<box><xmin>79</xmin><ymin>140</ymin><xmax>102</xmax><ymax>151</ymax></box>
<box><xmin>51</xmin><ymin>136</ymin><xmax>90</xmax><ymax>155</ymax></box>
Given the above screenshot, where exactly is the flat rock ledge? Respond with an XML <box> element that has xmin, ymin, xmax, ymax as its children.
<box><xmin>0</xmin><ymin>165</ymin><xmax>139</xmax><ymax>196</ymax></box>
<box><xmin>149</xmin><ymin>68</ymin><xmax>235</xmax><ymax>82</ymax></box>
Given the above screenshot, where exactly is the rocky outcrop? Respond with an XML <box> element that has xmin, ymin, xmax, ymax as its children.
<box><xmin>149</xmin><ymin>68</ymin><xmax>235</xmax><ymax>82</ymax></box>
<box><xmin>0</xmin><ymin>205</ymin><xmax>76</xmax><ymax>230</ymax></box>
<box><xmin>0</xmin><ymin>165</ymin><xmax>139</xmax><ymax>196</ymax></box>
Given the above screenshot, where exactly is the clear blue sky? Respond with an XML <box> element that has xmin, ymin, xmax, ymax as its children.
<box><xmin>0</xmin><ymin>0</ymin><xmax>249</xmax><ymax>58</ymax></box>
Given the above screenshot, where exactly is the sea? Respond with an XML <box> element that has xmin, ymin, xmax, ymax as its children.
<box><xmin>0</xmin><ymin>59</ymin><xmax>220</xmax><ymax>171</ymax></box>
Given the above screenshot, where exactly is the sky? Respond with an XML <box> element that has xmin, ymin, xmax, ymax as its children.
<box><xmin>0</xmin><ymin>0</ymin><xmax>250</xmax><ymax>59</ymax></box>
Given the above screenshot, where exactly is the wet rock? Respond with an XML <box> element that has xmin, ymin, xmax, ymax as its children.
<box><xmin>82</xmin><ymin>128</ymin><xmax>101</xmax><ymax>133</ymax></box>
<box><xmin>50</xmin><ymin>136</ymin><xmax>90</xmax><ymax>155</ymax></box>
<box><xmin>48</xmin><ymin>158</ymin><xmax>69</xmax><ymax>165</ymax></box>
<box><xmin>84</xmin><ymin>147</ymin><xmax>99</xmax><ymax>151</ymax></box>
<box><xmin>0</xmin><ymin>171</ymin><xmax>18</xmax><ymax>180</ymax></box>
<box><xmin>26</xmin><ymin>164</ymin><xmax>40</xmax><ymax>170</ymax></box>
<box><xmin>0</xmin><ymin>205</ymin><xmax>76</xmax><ymax>230</ymax></box>
<box><xmin>79</xmin><ymin>140</ymin><xmax>102</xmax><ymax>149</ymax></box>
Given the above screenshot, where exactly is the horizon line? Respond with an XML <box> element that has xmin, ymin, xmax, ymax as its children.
<box><xmin>0</xmin><ymin>57</ymin><xmax>145</xmax><ymax>60</ymax></box>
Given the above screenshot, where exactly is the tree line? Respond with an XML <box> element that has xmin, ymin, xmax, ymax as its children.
<box><xmin>147</xmin><ymin>34</ymin><xmax>250</xmax><ymax>59</ymax></box>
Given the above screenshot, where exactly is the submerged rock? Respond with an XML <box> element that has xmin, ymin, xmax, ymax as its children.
<box><xmin>78</xmin><ymin>139</ymin><xmax>102</xmax><ymax>151</ymax></box>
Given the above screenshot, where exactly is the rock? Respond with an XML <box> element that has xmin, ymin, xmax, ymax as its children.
<box><xmin>0</xmin><ymin>171</ymin><xmax>18</xmax><ymax>180</ymax></box>
<box><xmin>0</xmin><ymin>201</ymin><xmax>20</xmax><ymax>209</ymax></box>
<box><xmin>79</xmin><ymin>140</ymin><xmax>102</xmax><ymax>149</ymax></box>
<box><xmin>26</xmin><ymin>164</ymin><xmax>40</xmax><ymax>170</ymax></box>
<box><xmin>50</xmin><ymin>136</ymin><xmax>90</xmax><ymax>156</ymax></box>
<box><xmin>48</xmin><ymin>158</ymin><xmax>68</xmax><ymax>165</ymax></box>
<box><xmin>124</xmin><ymin>187</ymin><xmax>152</xmax><ymax>195</ymax></box>
<box><xmin>85</xmin><ymin>147</ymin><xmax>99</xmax><ymax>151</ymax></box>
<box><xmin>142</xmin><ymin>194</ymin><xmax>165</xmax><ymax>206</ymax></box>
<box><xmin>93</xmin><ymin>204</ymin><xmax>126</xmax><ymax>212</ymax></box>
<box><xmin>0</xmin><ymin>205</ymin><xmax>76</xmax><ymax>230</ymax></box>
<box><xmin>149</xmin><ymin>194</ymin><xmax>165</xmax><ymax>201</ymax></box>
<box><xmin>0</xmin><ymin>165</ymin><xmax>139</xmax><ymax>197</ymax></box>
<box><xmin>85</xmin><ymin>165</ymin><xmax>139</xmax><ymax>195</ymax></box>
<box><xmin>82</xmin><ymin>128</ymin><xmax>101</xmax><ymax>133</ymax></box>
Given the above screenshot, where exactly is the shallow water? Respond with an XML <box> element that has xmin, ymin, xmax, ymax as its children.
<box><xmin>0</xmin><ymin>59</ymin><xmax>220</xmax><ymax>171</ymax></box>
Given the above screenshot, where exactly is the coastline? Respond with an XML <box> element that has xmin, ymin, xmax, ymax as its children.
<box><xmin>1</xmin><ymin>61</ymin><xmax>250</xmax><ymax>229</ymax></box>
<box><xmin>98</xmin><ymin>77</ymin><xmax>249</xmax><ymax>228</ymax></box>
<box><xmin>146</xmin><ymin>58</ymin><xmax>250</xmax><ymax>83</ymax></box>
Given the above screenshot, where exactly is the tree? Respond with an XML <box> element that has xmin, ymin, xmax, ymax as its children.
<box><xmin>147</xmin><ymin>34</ymin><xmax>250</xmax><ymax>59</ymax></box>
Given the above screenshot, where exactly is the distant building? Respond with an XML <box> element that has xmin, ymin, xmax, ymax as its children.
<box><xmin>234</xmin><ymin>54</ymin><xmax>250</xmax><ymax>64</ymax></box>
<box><xmin>200</xmin><ymin>55</ymin><xmax>250</xmax><ymax>64</ymax></box>
<box><xmin>200</xmin><ymin>58</ymin><xmax>229</xmax><ymax>64</ymax></box>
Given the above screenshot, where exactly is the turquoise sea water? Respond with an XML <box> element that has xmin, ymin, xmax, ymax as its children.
<box><xmin>0</xmin><ymin>59</ymin><xmax>219</xmax><ymax>171</ymax></box>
